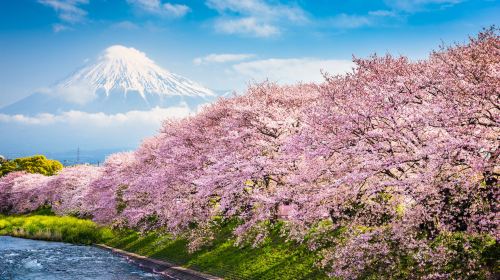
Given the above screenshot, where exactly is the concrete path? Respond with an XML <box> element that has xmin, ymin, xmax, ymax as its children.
<box><xmin>96</xmin><ymin>244</ymin><xmax>224</xmax><ymax>280</ymax></box>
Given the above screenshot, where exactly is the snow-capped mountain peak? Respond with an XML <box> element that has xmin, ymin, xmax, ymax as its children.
<box><xmin>1</xmin><ymin>45</ymin><xmax>217</xmax><ymax>116</ymax></box>
<box><xmin>55</xmin><ymin>45</ymin><xmax>214</xmax><ymax>99</ymax></box>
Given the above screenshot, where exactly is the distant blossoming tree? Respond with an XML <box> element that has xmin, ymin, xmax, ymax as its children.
<box><xmin>1</xmin><ymin>172</ymin><xmax>51</xmax><ymax>213</ymax></box>
<box><xmin>49</xmin><ymin>165</ymin><xmax>102</xmax><ymax>217</ymax></box>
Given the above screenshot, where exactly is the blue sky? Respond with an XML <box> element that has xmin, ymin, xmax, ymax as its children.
<box><xmin>0</xmin><ymin>0</ymin><xmax>499</xmax><ymax>107</ymax></box>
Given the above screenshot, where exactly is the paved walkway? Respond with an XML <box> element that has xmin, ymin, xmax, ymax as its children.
<box><xmin>96</xmin><ymin>244</ymin><xmax>224</xmax><ymax>280</ymax></box>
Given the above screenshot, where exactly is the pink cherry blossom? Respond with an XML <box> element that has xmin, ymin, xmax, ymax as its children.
<box><xmin>0</xmin><ymin>28</ymin><xmax>497</xmax><ymax>279</ymax></box>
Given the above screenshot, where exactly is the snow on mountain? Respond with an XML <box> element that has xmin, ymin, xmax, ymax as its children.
<box><xmin>1</xmin><ymin>45</ymin><xmax>215</xmax><ymax>115</ymax></box>
<box><xmin>58</xmin><ymin>45</ymin><xmax>214</xmax><ymax>99</ymax></box>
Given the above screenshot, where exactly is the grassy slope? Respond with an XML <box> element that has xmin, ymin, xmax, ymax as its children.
<box><xmin>105</xmin><ymin>229</ymin><xmax>328</xmax><ymax>280</ymax></box>
<box><xmin>0</xmin><ymin>214</ymin><xmax>113</xmax><ymax>245</ymax></box>
<box><xmin>0</xmin><ymin>214</ymin><xmax>329</xmax><ymax>280</ymax></box>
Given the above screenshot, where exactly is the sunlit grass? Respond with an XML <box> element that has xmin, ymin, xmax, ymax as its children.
<box><xmin>0</xmin><ymin>215</ymin><xmax>113</xmax><ymax>244</ymax></box>
<box><xmin>2</xmin><ymin>213</ymin><xmax>496</xmax><ymax>279</ymax></box>
<box><xmin>105</xmin><ymin>223</ymin><xmax>329</xmax><ymax>280</ymax></box>
<box><xmin>0</xmin><ymin>213</ymin><xmax>328</xmax><ymax>279</ymax></box>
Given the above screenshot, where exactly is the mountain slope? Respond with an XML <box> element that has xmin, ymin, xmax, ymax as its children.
<box><xmin>58</xmin><ymin>45</ymin><xmax>213</xmax><ymax>98</ymax></box>
<box><xmin>1</xmin><ymin>45</ymin><xmax>215</xmax><ymax>115</ymax></box>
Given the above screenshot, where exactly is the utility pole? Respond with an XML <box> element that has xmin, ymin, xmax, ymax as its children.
<box><xmin>76</xmin><ymin>146</ymin><xmax>80</xmax><ymax>164</ymax></box>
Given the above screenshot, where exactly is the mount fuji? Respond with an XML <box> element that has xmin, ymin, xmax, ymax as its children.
<box><xmin>1</xmin><ymin>45</ymin><xmax>216</xmax><ymax>115</ymax></box>
<box><xmin>0</xmin><ymin>45</ymin><xmax>222</xmax><ymax>160</ymax></box>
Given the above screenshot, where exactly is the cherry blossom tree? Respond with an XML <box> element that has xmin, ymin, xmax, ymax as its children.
<box><xmin>0</xmin><ymin>171</ymin><xmax>27</xmax><ymax>213</ymax></box>
<box><xmin>0</xmin><ymin>171</ymin><xmax>51</xmax><ymax>213</ymax></box>
<box><xmin>0</xmin><ymin>28</ymin><xmax>497</xmax><ymax>279</ymax></box>
<box><xmin>282</xmin><ymin>28</ymin><xmax>499</xmax><ymax>278</ymax></box>
<box><xmin>49</xmin><ymin>164</ymin><xmax>102</xmax><ymax>217</ymax></box>
<box><xmin>84</xmin><ymin>152</ymin><xmax>137</xmax><ymax>225</ymax></box>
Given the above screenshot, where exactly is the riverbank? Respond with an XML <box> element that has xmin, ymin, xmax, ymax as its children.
<box><xmin>96</xmin><ymin>244</ymin><xmax>222</xmax><ymax>280</ymax></box>
<box><xmin>0</xmin><ymin>215</ymin><xmax>112</xmax><ymax>244</ymax></box>
<box><xmin>0</xmin><ymin>214</ymin><xmax>329</xmax><ymax>280</ymax></box>
<box><xmin>0</xmin><ymin>236</ymin><xmax>164</xmax><ymax>280</ymax></box>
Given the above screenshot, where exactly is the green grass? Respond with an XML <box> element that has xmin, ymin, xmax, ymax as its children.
<box><xmin>105</xmin><ymin>222</ymin><xmax>329</xmax><ymax>280</ymax></box>
<box><xmin>0</xmin><ymin>215</ymin><xmax>113</xmax><ymax>245</ymax></box>
<box><xmin>2</xmin><ymin>213</ymin><xmax>497</xmax><ymax>279</ymax></box>
<box><xmin>0</xmin><ymin>214</ymin><xmax>329</xmax><ymax>279</ymax></box>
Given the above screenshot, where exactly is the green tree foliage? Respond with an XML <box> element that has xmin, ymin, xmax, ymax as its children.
<box><xmin>0</xmin><ymin>155</ymin><xmax>63</xmax><ymax>177</ymax></box>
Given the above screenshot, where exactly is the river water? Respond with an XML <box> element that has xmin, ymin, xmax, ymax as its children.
<box><xmin>0</xmin><ymin>236</ymin><xmax>166</xmax><ymax>280</ymax></box>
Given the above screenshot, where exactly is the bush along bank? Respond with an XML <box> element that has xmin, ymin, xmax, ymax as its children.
<box><xmin>0</xmin><ymin>214</ymin><xmax>113</xmax><ymax>245</ymax></box>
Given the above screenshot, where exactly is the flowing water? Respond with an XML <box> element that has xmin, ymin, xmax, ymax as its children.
<box><xmin>0</xmin><ymin>236</ymin><xmax>166</xmax><ymax>280</ymax></box>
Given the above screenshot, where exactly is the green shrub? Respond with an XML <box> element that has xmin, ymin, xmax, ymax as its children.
<box><xmin>0</xmin><ymin>155</ymin><xmax>63</xmax><ymax>177</ymax></box>
<box><xmin>0</xmin><ymin>215</ymin><xmax>113</xmax><ymax>244</ymax></box>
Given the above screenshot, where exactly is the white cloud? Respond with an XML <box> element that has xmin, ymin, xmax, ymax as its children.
<box><xmin>162</xmin><ymin>2</ymin><xmax>191</xmax><ymax>17</ymax></box>
<box><xmin>206</xmin><ymin>0</ymin><xmax>307</xmax><ymax>37</ymax></box>
<box><xmin>384</xmin><ymin>0</ymin><xmax>463</xmax><ymax>12</ymax></box>
<box><xmin>194</xmin><ymin>53</ymin><xmax>255</xmax><ymax>65</ymax></box>
<box><xmin>213</xmin><ymin>17</ymin><xmax>279</xmax><ymax>37</ymax></box>
<box><xmin>368</xmin><ymin>10</ymin><xmax>398</xmax><ymax>17</ymax></box>
<box><xmin>0</xmin><ymin>106</ymin><xmax>191</xmax><ymax>126</ymax></box>
<box><xmin>111</xmin><ymin>21</ymin><xmax>140</xmax><ymax>30</ymax></box>
<box><xmin>38</xmin><ymin>82</ymin><xmax>95</xmax><ymax>105</ymax></box>
<box><xmin>232</xmin><ymin>58</ymin><xmax>355</xmax><ymax>85</ymax></box>
<box><xmin>323</xmin><ymin>10</ymin><xmax>405</xmax><ymax>30</ymax></box>
<box><xmin>38</xmin><ymin>0</ymin><xmax>89</xmax><ymax>24</ymax></box>
<box><xmin>206</xmin><ymin>0</ymin><xmax>306</xmax><ymax>22</ymax></box>
<box><xmin>52</xmin><ymin>23</ymin><xmax>72</xmax><ymax>32</ymax></box>
<box><xmin>327</xmin><ymin>14</ymin><xmax>372</xmax><ymax>29</ymax></box>
<box><xmin>127</xmin><ymin>0</ymin><xmax>191</xmax><ymax>18</ymax></box>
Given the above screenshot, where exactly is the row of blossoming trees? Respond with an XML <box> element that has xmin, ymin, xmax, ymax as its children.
<box><xmin>1</xmin><ymin>30</ymin><xmax>498</xmax><ymax>278</ymax></box>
